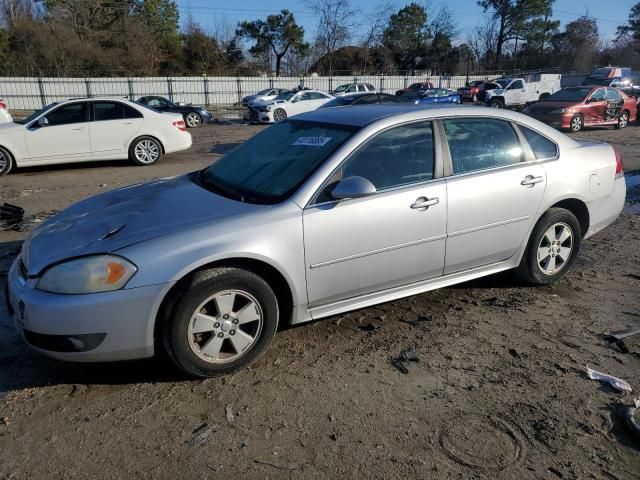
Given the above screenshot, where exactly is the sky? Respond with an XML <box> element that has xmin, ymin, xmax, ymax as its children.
<box><xmin>175</xmin><ymin>0</ymin><xmax>637</xmax><ymax>42</ymax></box>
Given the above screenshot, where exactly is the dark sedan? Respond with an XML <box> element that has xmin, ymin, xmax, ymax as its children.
<box><xmin>137</xmin><ymin>96</ymin><xmax>213</xmax><ymax>128</ymax></box>
<box><xmin>395</xmin><ymin>81</ymin><xmax>435</xmax><ymax>97</ymax></box>
<box><xmin>318</xmin><ymin>92</ymin><xmax>405</xmax><ymax>109</ymax></box>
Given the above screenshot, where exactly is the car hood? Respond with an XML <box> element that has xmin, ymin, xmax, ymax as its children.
<box><xmin>22</xmin><ymin>175</ymin><xmax>262</xmax><ymax>275</ymax></box>
<box><xmin>528</xmin><ymin>101</ymin><xmax>579</xmax><ymax>113</ymax></box>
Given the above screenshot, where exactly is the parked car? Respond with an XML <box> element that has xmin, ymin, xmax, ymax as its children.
<box><xmin>242</xmin><ymin>88</ymin><xmax>291</xmax><ymax>107</ymax></box>
<box><xmin>330</xmin><ymin>83</ymin><xmax>376</xmax><ymax>96</ymax></box>
<box><xmin>7</xmin><ymin>105</ymin><xmax>625</xmax><ymax>377</ymax></box>
<box><xmin>457</xmin><ymin>80</ymin><xmax>487</xmax><ymax>102</ymax></box>
<box><xmin>319</xmin><ymin>92</ymin><xmax>404</xmax><ymax>109</ymax></box>
<box><xmin>0</xmin><ymin>97</ymin><xmax>192</xmax><ymax>175</ymax></box>
<box><xmin>478</xmin><ymin>81</ymin><xmax>502</xmax><ymax>103</ymax></box>
<box><xmin>485</xmin><ymin>74</ymin><xmax>561</xmax><ymax>109</ymax></box>
<box><xmin>582</xmin><ymin>66</ymin><xmax>632</xmax><ymax>87</ymax></box>
<box><xmin>395</xmin><ymin>81</ymin><xmax>435</xmax><ymax>97</ymax></box>
<box><xmin>414</xmin><ymin>88</ymin><xmax>461</xmax><ymax>105</ymax></box>
<box><xmin>244</xmin><ymin>89</ymin><xmax>333</xmax><ymax>123</ymax></box>
<box><xmin>136</xmin><ymin>96</ymin><xmax>213</xmax><ymax>128</ymax></box>
<box><xmin>0</xmin><ymin>99</ymin><xmax>12</xmax><ymax>124</ymax></box>
<box><xmin>582</xmin><ymin>76</ymin><xmax>640</xmax><ymax>98</ymax></box>
<box><xmin>522</xmin><ymin>86</ymin><xmax>637</xmax><ymax>132</ymax></box>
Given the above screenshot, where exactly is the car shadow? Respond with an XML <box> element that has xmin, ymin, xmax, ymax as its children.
<box><xmin>210</xmin><ymin>143</ymin><xmax>241</xmax><ymax>154</ymax></box>
<box><xmin>10</xmin><ymin>159</ymin><xmax>133</xmax><ymax>175</ymax></box>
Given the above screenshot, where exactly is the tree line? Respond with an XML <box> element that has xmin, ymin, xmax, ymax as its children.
<box><xmin>1</xmin><ymin>0</ymin><xmax>639</xmax><ymax>77</ymax></box>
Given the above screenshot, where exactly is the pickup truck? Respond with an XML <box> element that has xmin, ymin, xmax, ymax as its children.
<box><xmin>485</xmin><ymin>74</ymin><xmax>561</xmax><ymax>109</ymax></box>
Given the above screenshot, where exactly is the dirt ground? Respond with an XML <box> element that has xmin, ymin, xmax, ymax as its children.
<box><xmin>1</xmin><ymin>121</ymin><xmax>640</xmax><ymax>479</ymax></box>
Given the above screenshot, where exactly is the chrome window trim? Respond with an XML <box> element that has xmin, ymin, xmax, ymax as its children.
<box><xmin>306</xmin><ymin>119</ymin><xmax>442</xmax><ymax>208</ymax></box>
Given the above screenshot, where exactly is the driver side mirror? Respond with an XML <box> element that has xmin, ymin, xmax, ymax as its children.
<box><xmin>37</xmin><ymin>116</ymin><xmax>49</xmax><ymax>127</ymax></box>
<box><xmin>331</xmin><ymin>176</ymin><xmax>377</xmax><ymax>200</ymax></box>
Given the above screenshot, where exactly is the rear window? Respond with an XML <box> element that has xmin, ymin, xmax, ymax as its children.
<box><xmin>520</xmin><ymin>126</ymin><xmax>558</xmax><ymax>160</ymax></box>
<box><xmin>545</xmin><ymin>88</ymin><xmax>591</xmax><ymax>102</ymax></box>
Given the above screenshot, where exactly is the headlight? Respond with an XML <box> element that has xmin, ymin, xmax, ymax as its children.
<box><xmin>264</xmin><ymin>105</ymin><xmax>273</xmax><ymax>112</ymax></box>
<box><xmin>549</xmin><ymin>108</ymin><xmax>569</xmax><ymax>114</ymax></box>
<box><xmin>37</xmin><ymin>255</ymin><xmax>137</xmax><ymax>294</ymax></box>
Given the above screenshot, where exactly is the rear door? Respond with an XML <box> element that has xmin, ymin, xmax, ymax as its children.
<box><xmin>442</xmin><ymin>117</ymin><xmax>547</xmax><ymax>274</ymax></box>
<box><xmin>90</xmin><ymin>101</ymin><xmax>143</xmax><ymax>156</ymax></box>
<box><xmin>24</xmin><ymin>101</ymin><xmax>91</xmax><ymax>161</ymax></box>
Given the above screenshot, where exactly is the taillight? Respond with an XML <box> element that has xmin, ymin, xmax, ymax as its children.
<box><xmin>173</xmin><ymin>120</ymin><xmax>186</xmax><ymax>131</ymax></box>
<box><xmin>612</xmin><ymin>145</ymin><xmax>624</xmax><ymax>178</ymax></box>
<box><xmin>0</xmin><ymin>101</ymin><xmax>6</xmax><ymax>109</ymax></box>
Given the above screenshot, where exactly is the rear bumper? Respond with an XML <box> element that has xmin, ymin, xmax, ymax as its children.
<box><xmin>584</xmin><ymin>176</ymin><xmax>626</xmax><ymax>239</ymax></box>
<box><xmin>6</xmin><ymin>256</ymin><xmax>171</xmax><ymax>362</ymax></box>
<box><xmin>164</xmin><ymin>132</ymin><xmax>192</xmax><ymax>154</ymax></box>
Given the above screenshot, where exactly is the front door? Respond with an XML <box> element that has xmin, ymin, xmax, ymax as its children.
<box><xmin>441</xmin><ymin>117</ymin><xmax>546</xmax><ymax>274</ymax></box>
<box><xmin>24</xmin><ymin>101</ymin><xmax>91</xmax><ymax>161</ymax></box>
<box><xmin>585</xmin><ymin>88</ymin><xmax>607</xmax><ymax>124</ymax></box>
<box><xmin>303</xmin><ymin>121</ymin><xmax>447</xmax><ymax>308</ymax></box>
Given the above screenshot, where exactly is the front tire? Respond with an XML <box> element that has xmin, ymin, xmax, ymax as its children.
<box><xmin>164</xmin><ymin>268</ymin><xmax>279</xmax><ymax>378</ymax></box>
<box><xmin>185</xmin><ymin>112</ymin><xmax>202</xmax><ymax>128</ymax></box>
<box><xmin>129</xmin><ymin>136</ymin><xmax>162</xmax><ymax>166</ymax></box>
<box><xmin>516</xmin><ymin>208</ymin><xmax>581</xmax><ymax>285</ymax></box>
<box><xmin>616</xmin><ymin>110</ymin><xmax>629</xmax><ymax>129</ymax></box>
<box><xmin>0</xmin><ymin>146</ymin><xmax>13</xmax><ymax>176</ymax></box>
<box><xmin>273</xmin><ymin>108</ymin><xmax>287</xmax><ymax>123</ymax></box>
<box><xmin>490</xmin><ymin>99</ymin><xmax>504</xmax><ymax>108</ymax></box>
<box><xmin>569</xmin><ymin>114</ymin><xmax>583</xmax><ymax>133</ymax></box>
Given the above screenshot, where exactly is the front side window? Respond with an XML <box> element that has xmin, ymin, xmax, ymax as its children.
<box><xmin>589</xmin><ymin>89</ymin><xmax>606</xmax><ymax>102</ymax></box>
<box><xmin>443</xmin><ymin>118</ymin><xmax>523</xmax><ymax>174</ymax></box>
<box><xmin>520</xmin><ymin>126</ymin><xmax>558</xmax><ymax>160</ymax></box>
<box><xmin>147</xmin><ymin>97</ymin><xmax>169</xmax><ymax>107</ymax></box>
<box><xmin>342</xmin><ymin>121</ymin><xmax>435</xmax><ymax>190</ymax></box>
<box><xmin>198</xmin><ymin>120</ymin><xmax>357</xmax><ymax>203</ymax></box>
<box><xmin>45</xmin><ymin>102</ymin><xmax>88</xmax><ymax>126</ymax></box>
<box><xmin>606</xmin><ymin>88</ymin><xmax>621</xmax><ymax>101</ymax></box>
<box><xmin>510</xmin><ymin>80</ymin><xmax>525</xmax><ymax>89</ymax></box>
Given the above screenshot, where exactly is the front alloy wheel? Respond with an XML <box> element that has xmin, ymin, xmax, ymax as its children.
<box><xmin>616</xmin><ymin>111</ymin><xmax>629</xmax><ymax>129</ymax></box>
<box><xmin>185</xmin><ymin>112</ymin><xmax>202</xmax><ymax>128</ymax></box>
<box><xmin>273</xmin><ymin>108</ymin><xmax>287</xmax><ymax>122</ymax></box>
<box><xmin>569</xmin><ymin>114</ymin><xmax>583</xmax><ymax>132</ymax></box>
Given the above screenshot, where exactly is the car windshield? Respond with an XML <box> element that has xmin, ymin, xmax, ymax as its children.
<box><xmin>545</xmin><ymin>88</ymin><xmax>592</xmax><ymax>102</ymax></box>
<box><xmin>274</xmin><ymin>91</ymin><xmax>295</xmax><ymax>101</ymax></box>
<box><xmin>257</xmin><ymin>89</ymin><xmax>273</xmax><ymax>95</ymax></box>
<box><xmin>583</xmin><ymin>77</ymin><xmax>612</xmax><ymax>86</ymax></box>
<box><xmin>422</xmin><ymin>90</ymin><xmax>437</xmax><ymax>97</ymax></box>
<box><xmin>333</xmin><ymin>85</ymin><xmax>350</xmax><ymax>93</ymax></box>
<box><xmin>496</xmin><ymin>79</ymin><xmax>511</xmax><ymax>88</ymax></box>
<box><xmin>135</xmin><ymin>102</ymin><xmax>159</xmax><ymax>113</ymax></box>
<box><xmin>14</xmin><ymin>102</ymin><xmax>58</xmax><ymax>124</ymax></box>
<box><xmin>196</xmin><ymin>120</ymin><xmax>358</xmax><ymax>203</ymax></box>
<box><xmin>320</xmin><ymin>96</ymin><xmax>357</xmax><ymax>108</ymax></box>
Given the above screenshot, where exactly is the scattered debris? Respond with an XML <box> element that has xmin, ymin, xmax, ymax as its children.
<box><xmin>1</xmin><ymin>417</ymin><xmax>8</xmax><ymax>426</ymax></box>
<box><xmin>621</xmin><ymin>399</ymin><xmax>640</xmax><ymax>440</ymax></box>
<box><xmin>586</xmin><ymin>366</ymin><xmax>632</xmax><ymax>392</ymax></box>
<box><xmin>391</xmin><ymin>347</ymin><xmax>420</xmax><ymax>374</ymax></box>
<box><xmin>400</xmin><ymin>314</ymin><xmax>432</xmax><ymax>326</ymax></box>
<box><xmin>253</xmin><ymin>459</ymin><xmax>301</xmax><ymax>470</ymax></box>
<box><xmin>225</xmin><ymin>404</ymin><xmax>235</xmax><ymax>424</ymax></box>
<box><xmin>0</xmin><ymin>203</ymin><xmax>24</xmax><ymax>230</ymax></box>
<box><xmin>605</xmin><ymin>327</ymin><xmax>640</xmax><ymax>353</ymax></box>
<box><xmin>188</xmin><ymin>423</ymin><xmax>214</xmax><ymax>447</ymax></box>
<box><xmin>358</xmin><ymin>323</ymin><xmax>379</xmax><ymax>332</ymax></box>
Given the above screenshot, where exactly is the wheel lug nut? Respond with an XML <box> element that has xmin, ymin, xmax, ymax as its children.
<box><xmin>230</xmin><ymin>330</ymin><xmax>235</xmax><ymax>336</ymax></box>
<box><xmin>232</xmin><ymin>319</ymin><xmax>239</xmax><ymax>324</ymax></box>
<box><xmin>217</xmin><ymin>332</ymin><xmax>224</xmax><ymax>338</ymax></box>
<box><xmin>223</xmin><ymin>314</ymin><xmax>229</xmax><ymax>319</ymax></box>
<box><xmin>214</xmin><ymin>322</ymin><xmax>220</xmax><ymax>328</ymax></box>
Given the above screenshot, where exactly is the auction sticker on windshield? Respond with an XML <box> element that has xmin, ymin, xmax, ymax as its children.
<box><xmin>293</xmin><ymin>137</ymin><xmax>332</xmax><ymax>147</ymax></box>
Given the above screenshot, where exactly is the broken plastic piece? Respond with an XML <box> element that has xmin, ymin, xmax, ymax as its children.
<box><xmin>622</xmin><ymin>401</ymin><xmax>640</xmax><ymax>439</ymax></box>
<box><xmin>401</xmin><ymin>347</ymin><xmax>420</xmax><ymax>362</ymax></box>
<box><xmin>586</xmin><ymin>366</ymin><xmax>632</xmax><ymax>392</ymax></box>
<box><xmin>391</xmin><ymin>357</ymin><xmax>409</xmax><ymax>374</ymax></box>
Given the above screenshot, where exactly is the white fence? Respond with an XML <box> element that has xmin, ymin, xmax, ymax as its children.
<box><xmin>0</xmin><ymin>74</ymin><xmax>587</xmax><ymax>111</ymax></box>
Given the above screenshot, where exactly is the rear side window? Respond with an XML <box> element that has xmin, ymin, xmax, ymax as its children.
<box><xmin>443</xmin><ymin>118</ymin><xmax>523</xmax><ymax>174</ymax></box>
<box><xmin>124</xmin><ymin>105</ymin><xmax>143</xmax><ymax>119</ymax></box>
<box><xmin>343</xmin><ymin>121</ymin><xmax>434</xmax><ymax>190</ymax></box>
<box><xmin>94</xmin><ymin>102</ymin><xmax>124</xmax><ymax>121</ymax></box>
<box><xmin>520</xmin><ymin>126</ymin><xmax>558</xmax><ymax>160</ymax></box>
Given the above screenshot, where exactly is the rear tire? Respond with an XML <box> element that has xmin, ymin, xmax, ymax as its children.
<box><xmin>163</xmin><ymin>268</ymin><xmax>279</xmax><ymax>378</ymax></box>
<box><xmin>185</xmin><ymin>112</ymin><xmax>202</xmax><ymax>128</ymax></box>
<box><xmin>515</xmin><ymin>208</ymin><xmax>581</xmax><ymax>285</ymax></box>
<box><xmin>0</xmin><ymin>146</ymin><xmax>13</xmax><ymax>176</ymax></box>
<box><xmin>129</xmin><ymin>136</ymin><xmax>162</xmax><ymax>166</ymax></box>
<box><xmin>616</xmin><ymin>110</ymin><xmax>629</xmax><ymax>129</ymax></box>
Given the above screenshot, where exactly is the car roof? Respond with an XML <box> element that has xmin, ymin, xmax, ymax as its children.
<box><xmin>294</xmin><ymin>104</ymin><xmax>538</xmax><ymax>127</ymax></box>
<box><xmin>59</xmin><ymin>97</ymin><xmax>136</xmax><ymax>103</ymax></box>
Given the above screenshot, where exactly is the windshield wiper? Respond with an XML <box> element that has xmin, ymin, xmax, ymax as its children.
<box><xmin>196</xmin><ymin>170</ymin><xmax>246</xmax><ymax>202</ymax></box>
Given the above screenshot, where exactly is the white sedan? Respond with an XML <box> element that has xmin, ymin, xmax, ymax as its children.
<box><xmin>0</xmin><ymin>97</ymin><xmax>192</xmax><ymax>175</ymax></box>
<box><xmin>245</xmin><ymin>90</ymin><xmax>334</xmax><ymax>123</ymax></box>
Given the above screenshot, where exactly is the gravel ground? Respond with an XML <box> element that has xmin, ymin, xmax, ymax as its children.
<box><xmin>1</xmin><ymin>121</ymin><xmax>639</xmax><ymax>479</ymax></box>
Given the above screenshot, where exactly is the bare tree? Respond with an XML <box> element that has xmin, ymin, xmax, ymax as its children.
<box><xmin>468</xmin><ymin>16</ymin><xmax>499</xmax><ymax>71</ymax></box>
<box><xmin>0</xmin><ymin>0</ymin><xmax>31</xmax><ymax>28</ymax></box>
<box><xmin>306</xmin><ymin>0</ymin><xmax>359</xmax><ymax>74</ymax></box>
<box><xmin>359</xmin><ymin>1</ymin><xmax>393</xmax><ymax>72</ymax></box>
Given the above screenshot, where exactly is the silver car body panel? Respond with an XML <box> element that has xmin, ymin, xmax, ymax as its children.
<box><xmin>7</xmin><ymin>105</ymin><xmax>626</xmax><ymax>361</ymax></box>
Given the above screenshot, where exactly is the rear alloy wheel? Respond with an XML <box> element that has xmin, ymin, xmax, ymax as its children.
<box><xmin>185</xmin><ymin>112</ymin><xmax>202</xmax><ymax>128</ymax></box>
<box><xmin>0</xmin><ymin>146</ymin><xmax>13</xmax><ymax>176</ymax></box>
<box><xmin>616</xmin><ymin>111</ymin><xmax>629</xmax><ymax>129</ymax></box>
<box><xmin>516</xmin><ymin>208</ymin><xmax>581</xmax><ymax>285</ymax></box>
<box><xmin>569</xmin><ymin>114</ymin><xmax>583</xmax><ymax>133</ymax></box>
<box><xmin>129</xmin><ymin>136</ymin><xmax>162</xmax><ymax>166</ymax></box>
<box><xmin>273</xmin><ymin>108</ymin><xmax>287</xmax><ymax>123</ymax></box>
<box><xmin>490</xmin><ymin>99</ymin><xmax>504</xmax><ymax>108</ymax></box>
<box><xmin>164</xmin><ymin>267</ymin><xmax>279</xmax><ymax>378</ymax></box>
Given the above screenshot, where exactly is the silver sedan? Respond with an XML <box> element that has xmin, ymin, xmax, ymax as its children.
<box><xmin>6</xmin><ymin>105</ymin><xmax>626</xmax><ymax>377</ymax></box>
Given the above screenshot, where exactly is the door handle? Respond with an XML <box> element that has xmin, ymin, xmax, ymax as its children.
<box><xmin>521</xmin><ymin>175</ymin><xmax>544</xmax><ymax>187</ymax></box>
<box><xmin>411</xmin><ymin>196</ymin><xmax>439</xmax><ymax>209</ymax></box>
<box><xmin>71</xmin><ymin>127</ymin><xmax>85</xmax><ymax>131</ymax></box>
<box><xmin>122</xmin><ymin>122</ymin><xmax>133</xmax><ymax>125</ymax></box>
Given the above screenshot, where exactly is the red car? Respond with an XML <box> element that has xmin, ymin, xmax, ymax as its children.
<box><xmin>523</xmin><ymin>86</ymin><xmax>637</xmax><ymax>132</ymax></box>
<box><xmin>457</xmin><ymin>80</ymin><xmax>486</xmax><ymax>102</ymax></box>
<box><xmin>395</xmin><ymin>81</ymin><xmax>435</xmax><ymax>96</ymax></box>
